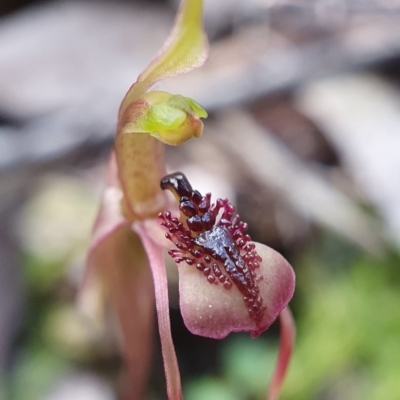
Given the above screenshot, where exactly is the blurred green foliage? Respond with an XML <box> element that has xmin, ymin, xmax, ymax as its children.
<box><xmin>283</xmin><ymin>237</ymin><xmax>400</xmax><ymax>400</ymax></box>
<box><xmin>7</xmin><ymin>348</ymin><xmax>70</xmax><ymax>400</ymax></box>
<box><xmin>3</xmin><ymin>254</ymin><xmax>73</xmax><ymax>400</ymax></box>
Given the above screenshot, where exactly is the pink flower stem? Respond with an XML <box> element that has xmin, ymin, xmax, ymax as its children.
<box><xmin>135</xmin><ymin>223</ymin><xmax>183</xmax><ymax>400</ymax></box>
<box><xmin>267</xmin><ymin>307</ymin><xmax>296</xmax><ymax>400</ymax></box>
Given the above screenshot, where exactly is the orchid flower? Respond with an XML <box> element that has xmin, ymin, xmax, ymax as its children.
<box><xmin>82</xmin><ymin>1</ymin><xmax>295</xmax><ymax>399</ymax></box>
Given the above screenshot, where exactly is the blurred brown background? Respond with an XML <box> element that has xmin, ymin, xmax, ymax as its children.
<box><xmin>1</xmin><ymin>0</ymin><xmax>400</xmax><ymax>399</ymax></box>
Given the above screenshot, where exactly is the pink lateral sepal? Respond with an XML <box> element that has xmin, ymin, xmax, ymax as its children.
<box><xmin>135</xmin><ymin>222</ymin><xmax>183</xmax><ymax>400</ymax></box>
<box><xmin>80</xmin><ymin>152</ymin><xmax>127</xmax><ymax>315</ymax></box>
<box><xmin>81</xmin><ymin>153</ymin><xmax>155</xmax><ymax>400</ymax></box>
<box><xmin>178</xmin><ymin>242</ymin><xmax>295</xmax><ymax>339</ymax></box>
<box><xmin>267</xmin><ymin>307</ymin><xmax>296</xmax><ymax>400</ymax></box>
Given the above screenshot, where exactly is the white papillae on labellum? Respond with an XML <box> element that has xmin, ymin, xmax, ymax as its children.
<box><xmin>159</xmin><ymin>172</ymin><xmax>295</xmax><ymax>339</ymax></box>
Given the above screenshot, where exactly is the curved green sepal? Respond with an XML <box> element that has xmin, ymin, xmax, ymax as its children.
<box><xmin>119</xmin><ymin>0</ymin><xmax>208</xmax><ymax>116</ymax></box>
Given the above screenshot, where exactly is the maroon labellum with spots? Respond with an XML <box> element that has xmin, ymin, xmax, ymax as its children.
<box><xmin>159</xmin><ymin>172</ymin><xmax>295</xmax><ymax>339</ymax></box>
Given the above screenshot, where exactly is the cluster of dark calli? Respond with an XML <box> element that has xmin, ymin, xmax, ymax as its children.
<box><xmin>158</xmin><ymin>172</ymin><xmax>266</xmax><ymax>323</ymax></box>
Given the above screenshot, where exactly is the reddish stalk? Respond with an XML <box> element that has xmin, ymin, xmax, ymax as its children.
<box><xmin>267</xmin><ymin>307</ymin><xmax>296</xmax><ymax>400</ymax></box>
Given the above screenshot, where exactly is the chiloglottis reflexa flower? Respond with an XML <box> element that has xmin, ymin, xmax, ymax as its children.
<box><xmin>81</xmin><ymin>1</ymin><xmax>296</xmax><ymax>399</ymax></box>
